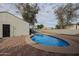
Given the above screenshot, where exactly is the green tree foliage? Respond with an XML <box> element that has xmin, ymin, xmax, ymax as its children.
<box><xmin>16</xmin><ymin>3</ymin><xmax>39</xmax><ymax>25</ymax></box>
<box><xmin>55</xmin><ymin>3</ymin><xmax>79</xmax><ymax>29</ymax></box>
<box><xmin>55</xmin><ymin>25</ymin><xmax>61</xmax><ymax>29</ymax></box>
<box><xmin>37</xmin><ymin>24</ymin><xmax>44</xmax><ymax>29</ymax></box>
<box><xmin>55</xmin><ymin>6</ymin><xmax>65</xmax><ymax>29</ymax></box>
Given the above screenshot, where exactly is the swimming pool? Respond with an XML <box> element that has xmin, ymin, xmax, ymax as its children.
<box><xmin>31</xmin><ymin>34</ymin><xmax>70</xmax><ymax>47</ymax></box>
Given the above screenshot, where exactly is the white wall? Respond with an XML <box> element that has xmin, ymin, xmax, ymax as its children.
<box><xmin>41</xmin><ymin>29</ymin><xmax>79</xmax><ymax>35</ymax></box>
<box><xmin>0</xmin><ymin>23</ymin><xmax>2</xmax><ymax>37</ymax></box>
<box><xmin>0</xmin><ymin>12</ymin><xmax>29</xmax><ymax>38</ymax></box>
<box><xmin>65</xmin><ymin>25</ymin><xmax>79</xmax><ymax>29</ymax></box>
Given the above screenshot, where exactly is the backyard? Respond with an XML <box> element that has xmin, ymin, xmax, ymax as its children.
<box><xmin>0</xmin><ymin>3</ymin><xmax>79</xmax><ymax>56</ymax></box>
<box><xmin>0</xmin><ymin>30</ymin><xmax>79</xmax><ymax>56</ymax></box>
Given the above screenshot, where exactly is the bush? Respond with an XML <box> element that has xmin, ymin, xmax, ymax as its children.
<box><xmin>37</xmin><ymin>24</ymin><xmax>44</xmax><ymax>29</ymax></box>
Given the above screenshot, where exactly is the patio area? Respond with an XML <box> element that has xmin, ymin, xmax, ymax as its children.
<box><xmin>0</xmin><ymin>33</ymin><xmax>79</xmax><ymax>56</ymax></box>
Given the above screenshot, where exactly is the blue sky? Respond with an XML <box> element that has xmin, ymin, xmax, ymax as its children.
<box><xmin>0</xmin><ymin>3</ymin><xmax>79</xmax><ymax>28</ymax></box>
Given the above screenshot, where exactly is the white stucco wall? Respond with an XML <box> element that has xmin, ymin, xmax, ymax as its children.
<box><xmin>41</xmin><ymin>29</ymin><xmax>79</xmax><ymax>35</ymax></box>
<box><xmin>66</xmin><ymin>25</ymin><xmax>79</xmax><ymax>29</ymax></box>
<box><xmin>0</xmin><ymin>23</ymin><xmax>2</xmax><ymax>37</ymax></box>
<box><xmin>0</xmin><ymin>12</ymin><xmax>29</xmax><ymax>38</ymax></box>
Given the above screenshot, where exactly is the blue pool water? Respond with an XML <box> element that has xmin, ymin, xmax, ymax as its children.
<box><xmin>32</xmin><ymin>34</ymin><xmax>70</xmax><ymax>47</ymax></box>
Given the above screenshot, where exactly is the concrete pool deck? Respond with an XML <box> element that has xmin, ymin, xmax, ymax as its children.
<box><xmin>0</xmin><ymin>33</ymin><xmax>79</xmax><ymax>55</ymax></box>
<box><xmin>26</xmin><ymin>32</ymin><xmax>79</xmax><ymax>54</ymax></box>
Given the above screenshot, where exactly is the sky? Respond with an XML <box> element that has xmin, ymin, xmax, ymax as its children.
<box><xmin>36</xmin><ymin>3</ymin><xmax>63</xmax><ymax>28</ymax></box>
<box><xmin>0</xmin><ymin>3</ymin><xmax>79</xmax><ymax>28</ymax></box>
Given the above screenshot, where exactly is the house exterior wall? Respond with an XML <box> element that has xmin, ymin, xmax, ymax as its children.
<box><xmin>65</xmin><ymin>25</ymin><xmax>76</xmax><ymax>29</ymax></box>
<box><xmin>66</xmin><ymin>25</ymin><xmax>79</xmax><ymax>29</ymax></box>
<box><xmin>76</xmin><ymin>25</ymin><xmax>79</xmax><ymax>29</ymax></box>
<box><xmin>0</xmin><ymin>23</ymin><xmax>2</xmax><ymax>37</ymax></box>
<box><xmin>0</xmin><ymin>12</ymin><xmax>29</xmax><ymax>38</ymax></box>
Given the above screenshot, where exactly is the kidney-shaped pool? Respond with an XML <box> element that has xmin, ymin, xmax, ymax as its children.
<box><xmin>31</xmin><ymin>34</ymin><xmax>70</xmax><ymax>47</ymax></box>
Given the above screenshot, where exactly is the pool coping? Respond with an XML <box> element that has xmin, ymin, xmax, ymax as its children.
<box><xmin>26</xmin><ymin>33</ymin><xmax>79</xmax><ymax>54</ymax></box>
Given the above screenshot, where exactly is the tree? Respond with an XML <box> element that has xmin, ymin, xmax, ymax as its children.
<box><xmin>37</xmin><ymin>24</ymin><xmax>44</xmax><ymax>29</ymax></box>
<box><xmin>63</xmin><ymin>3</ymin><xmax>77</xmax><ymax>25</ymax></box>
<box><xmin>16</xmin><ymin>3</ymin><xmax>39</xmax><ymax>28</ymax></box>
<box><xmin>55</xmin><ymin>25</ymin><xmax>61</xmax><ymax>29</ymax></box>
<box><xmin>55</xmin><ymin>6</ymin><xmax>65</xmax><ymax>29</ymax></box>
<box><xmin>54</xmin><ymin>3</ymin><xmax>79</xmax><ymax>29</ymax></box>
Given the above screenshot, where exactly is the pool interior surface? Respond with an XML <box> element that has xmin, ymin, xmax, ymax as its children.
<box><xmin>32</xmin><ymin>34</ymin><xmax>70</xmax><ymax>47</ymax></box>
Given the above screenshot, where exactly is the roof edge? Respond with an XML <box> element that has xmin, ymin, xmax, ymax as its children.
<box><xmin>0</xmin><ymin>11</ymin><xmax>29</xmax><ymax>24</ymax></box>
